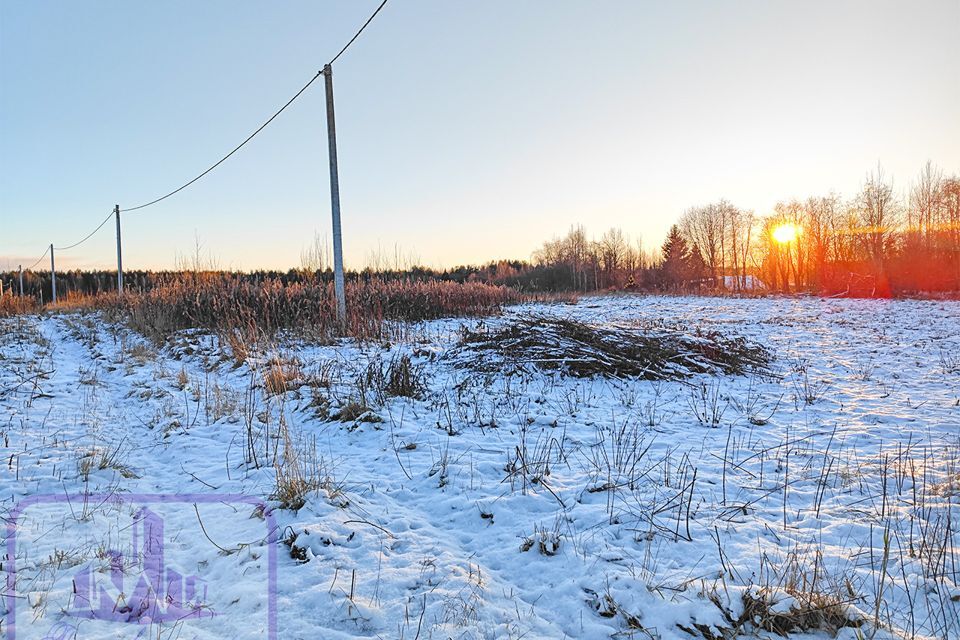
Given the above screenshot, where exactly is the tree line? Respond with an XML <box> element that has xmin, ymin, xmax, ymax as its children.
<box><xmin>3</xmin><ymin>162</ymin><xmax>958</xmax><ymax>300</ymax></box>
<box><xmin>519</xmin><ymin>162</ymin><xmax>960</xmax><ymax>296</ymax></box>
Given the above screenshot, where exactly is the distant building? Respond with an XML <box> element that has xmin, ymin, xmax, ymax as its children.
<box><xmin>722</xmin><ymin>275</ymin><xmax>765</xmax><ymax>290</ymax></box>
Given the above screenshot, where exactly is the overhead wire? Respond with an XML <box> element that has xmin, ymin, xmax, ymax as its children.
<box><xmin>121</xmin><ymin>0</ymin><xmax>389</xmax><ymax>214</ymax></box>
<box><xmin>119</xmin><ymin>70</ymin><xmax>322</xmax><ymax>213</ymax></box>
<box><xmin>329</xmin><ymin>0</ymin><xmax>388</xmax><ymax>66</ymax></box>
<box><xmin>54</xmin><ymin>210</ymin><xmax>115</xmax><ymax>251</ymax></box>
<box><xmin>24</xmin><ymin>246</ymin><xmax>50</xmax><ymax>271</ymax></box>
<box><xmin>11</xmin><ymin>0</ymin><xmax>389</xmax><ymax>267</ymax></box>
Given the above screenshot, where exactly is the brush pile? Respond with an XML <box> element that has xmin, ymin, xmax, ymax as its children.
<box><xmin>454</xmin><ymin>316</ymin><xmax>773</xmax><ymax>380</ymax></box>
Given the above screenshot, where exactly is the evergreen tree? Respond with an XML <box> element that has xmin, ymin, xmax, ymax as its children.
<box><xmin>660</xmin><ymin>225</ymin><xmax>690</xmax><ymax>289</ymax></box>
<box><xmin>688</xmin><ymin>244</ymin><xmax>708</xmax><ymax>288</ymax></box>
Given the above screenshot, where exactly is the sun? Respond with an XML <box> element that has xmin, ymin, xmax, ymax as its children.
<box><xmin>772</xmin><ymin>222</ymin><xmax>801</xmax><ymax>244</ymax></box>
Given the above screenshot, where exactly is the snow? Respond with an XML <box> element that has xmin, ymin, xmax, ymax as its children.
<box><xmin>2</xmin><ymin>295</ymin><xmax>959</xmax><ymax>639</ymax></box>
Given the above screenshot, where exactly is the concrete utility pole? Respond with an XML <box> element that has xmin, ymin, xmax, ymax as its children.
<box><xmin>323</xmin><ymin>63</ymin><xmax>347</xmax><ymax>329</ymax></box>
<box><xmin>115</xmin><ymin>204</ymin><xmax>124</xmax><ymax>293</ymax></box>
<box><xmin>49</xmin><ymin>244</ymin><xmax>57</xmax><ymax>304</ymax></box>
<box><xmin>18</xmin><ymin>265</ymin><xmax>23</xmax><ymax>296</ymax></box>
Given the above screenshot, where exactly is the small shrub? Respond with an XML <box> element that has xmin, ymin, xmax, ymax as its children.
<box><xmin>385</xmin><ymin>354</ymin><xmax>425</xmax><ymax>398</ymax></box>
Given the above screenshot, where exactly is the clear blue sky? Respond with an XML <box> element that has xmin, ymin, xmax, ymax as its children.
<box><xmin>2</xmin><ymin>1</ymin><xmax>958</xmax><ymax>271</ymax></box>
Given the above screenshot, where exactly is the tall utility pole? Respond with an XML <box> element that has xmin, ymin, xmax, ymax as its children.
<box><xmin>49</xmin><ymin>244</ymin><xmax>57</xmax><ymax>304</ymax></box>
<box><xmin>115</xmin><ymin>204</ymin><xmax>124</xmax><ymax>293</ymax></box>
<box><xmin>323</xmin><ymin>63</ymin><xmax>347</xmax><ymax>329</ymax></box>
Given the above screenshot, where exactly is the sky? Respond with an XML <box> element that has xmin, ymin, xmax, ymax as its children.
<box><xmin>1</xmin><ymin>0</ymin><xmax>959</xmax><ymax>272</ymax></box>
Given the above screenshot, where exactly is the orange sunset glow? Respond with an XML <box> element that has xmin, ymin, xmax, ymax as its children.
<box><xmin>771</xmin><ymin>223</ymin><xmax>801</xmax><ymax>245</ymax></box>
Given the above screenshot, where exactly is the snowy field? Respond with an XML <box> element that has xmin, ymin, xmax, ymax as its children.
<box><xmin>2</xmin><ymin>295</ymin><xmax>959</xmax><ymax>639</ymax></box>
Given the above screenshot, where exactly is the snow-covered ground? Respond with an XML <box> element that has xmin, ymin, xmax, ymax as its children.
<box><xmin>2</xmin><ymin>295</ymin><xmax>959</xmax><ymax>640</ymax></box>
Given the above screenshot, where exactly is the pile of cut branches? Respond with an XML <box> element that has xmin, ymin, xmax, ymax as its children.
<box><xmin>453</xmin><ymin>316</ymin><xmax>773</xmax><ymax>380</ymax></box>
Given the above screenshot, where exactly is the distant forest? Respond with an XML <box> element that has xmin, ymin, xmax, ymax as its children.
<box><xmin>521</xmin><ymin>162</ymin><xmax>960</xmax><ymax>297</ymax></box>
<box><xmin>3</xmin><ymin>162</ymin><xmax>959</xmax><ymax>300</ymax></box>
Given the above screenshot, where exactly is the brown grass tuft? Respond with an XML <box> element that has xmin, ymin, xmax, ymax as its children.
<box><xmin>263</xmin><ymin>356</ymin><xmax>303</xmax><ymax>396</ymax></box>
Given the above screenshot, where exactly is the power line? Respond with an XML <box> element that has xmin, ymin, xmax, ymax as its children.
<box><xmin>18</xmin><ymin>208</ymin><xmax>111</xmax><ymax>278</ymax></box>
<box><xmin>329</xmin><ymin>0</ymin><xmax>389</xmax><ymax>66</ymax></box>
<box><xmin>11</xmin><ymin>0</ymin><xmax>390</xmax><ymax>274</ymax></box>
<box><xmin>54</xmin><ymin>210</ymin><xmax>114</xmax><ymax>251</ymax></box>
<box><xmin>121</xmin><ymin>0</ymin><xmax>389</xmax><ymax>214</ymax></box>
<box><xmin>120</xmin><ymin>71</ymin><xmax>322</xmax><ymax>213</ymax></box>
<box><xmin>24</xmin><ymin>246</ymin><xmax>50</xmax><ymax>271</ymax></box>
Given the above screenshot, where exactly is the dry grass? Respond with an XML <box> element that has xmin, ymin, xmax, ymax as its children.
<box><xmin>730</xmin><ymin>587</ymin><xmax>862</xmax><ymax>637</ymax></box>
<box><xmin>362</xmin><ymin>354</ymin><xmax>426</xmax><ymax>402</ymax></box>
<box><xmin>271</xmin><ymin>411</ymin><xmax>345</xmax><ymax>511</ymax></box>
<box><xmin>76</xmin><ymin>442</ymin><xmax>139</xmax><ymax>481</ymax></box>
<box><xmin>0</xmin><ymin>296</ymin><xmax>39</xmax><ymax>317</ymax></box>
<box><xmin>264</xmin><ymin>356</ymin><xmax>303</xmax><ymax>396</ymax></box>
<box><xmin>41</xmin><ymin>274</ymin><xmax>521</xmax><ymax>342</ymax></box>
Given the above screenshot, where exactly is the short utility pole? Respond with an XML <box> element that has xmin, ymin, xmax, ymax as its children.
<box><xmin>323</xmin><ymin>63</ymin><xmax>347</xmax><ymax>329</ymax></box>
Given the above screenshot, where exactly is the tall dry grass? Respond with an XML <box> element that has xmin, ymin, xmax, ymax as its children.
<box><xmin>44</xmin><ymin>273</ymin><xmax>522</xmax><ymax>341</ymax></box>
<box><xmin>0</xmin><ymin>296</ymin><xmax>39</xmax><ymax>317</ymax></box>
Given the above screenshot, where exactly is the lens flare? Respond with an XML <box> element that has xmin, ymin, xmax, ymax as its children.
<box><xmin>772</xmin><ymin>223</ymin><xmax>800</xmax><ymax>244</ymax></box>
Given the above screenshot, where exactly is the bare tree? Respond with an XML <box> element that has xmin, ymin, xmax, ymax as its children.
<box><xmin>857</xmin><ymin>165</ymin><xmax>900</xmax><ymax>268</ymax></box>
<box><xmin>910</xmin><ymin>161</ymin><xmax>945</xmax><ymax>255</ymax></box>
<box><xmin>532</xmin><ymin>225</ymin><xmax>592</xmax><ymax>290</ymax></box>
<box><xmin>597</xmin><ymin>228</ymin><xmax>629</xmax><ymax>288</ymax></box>
<box><xmin>680</xmin><ymin>205</ymin><xmax>722</xmax><ymax>287</ymax></box>
<box><xmin>941</xmin><ymin>176</ymin><xmax>960</xmax><ymax>286</ymax></box>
